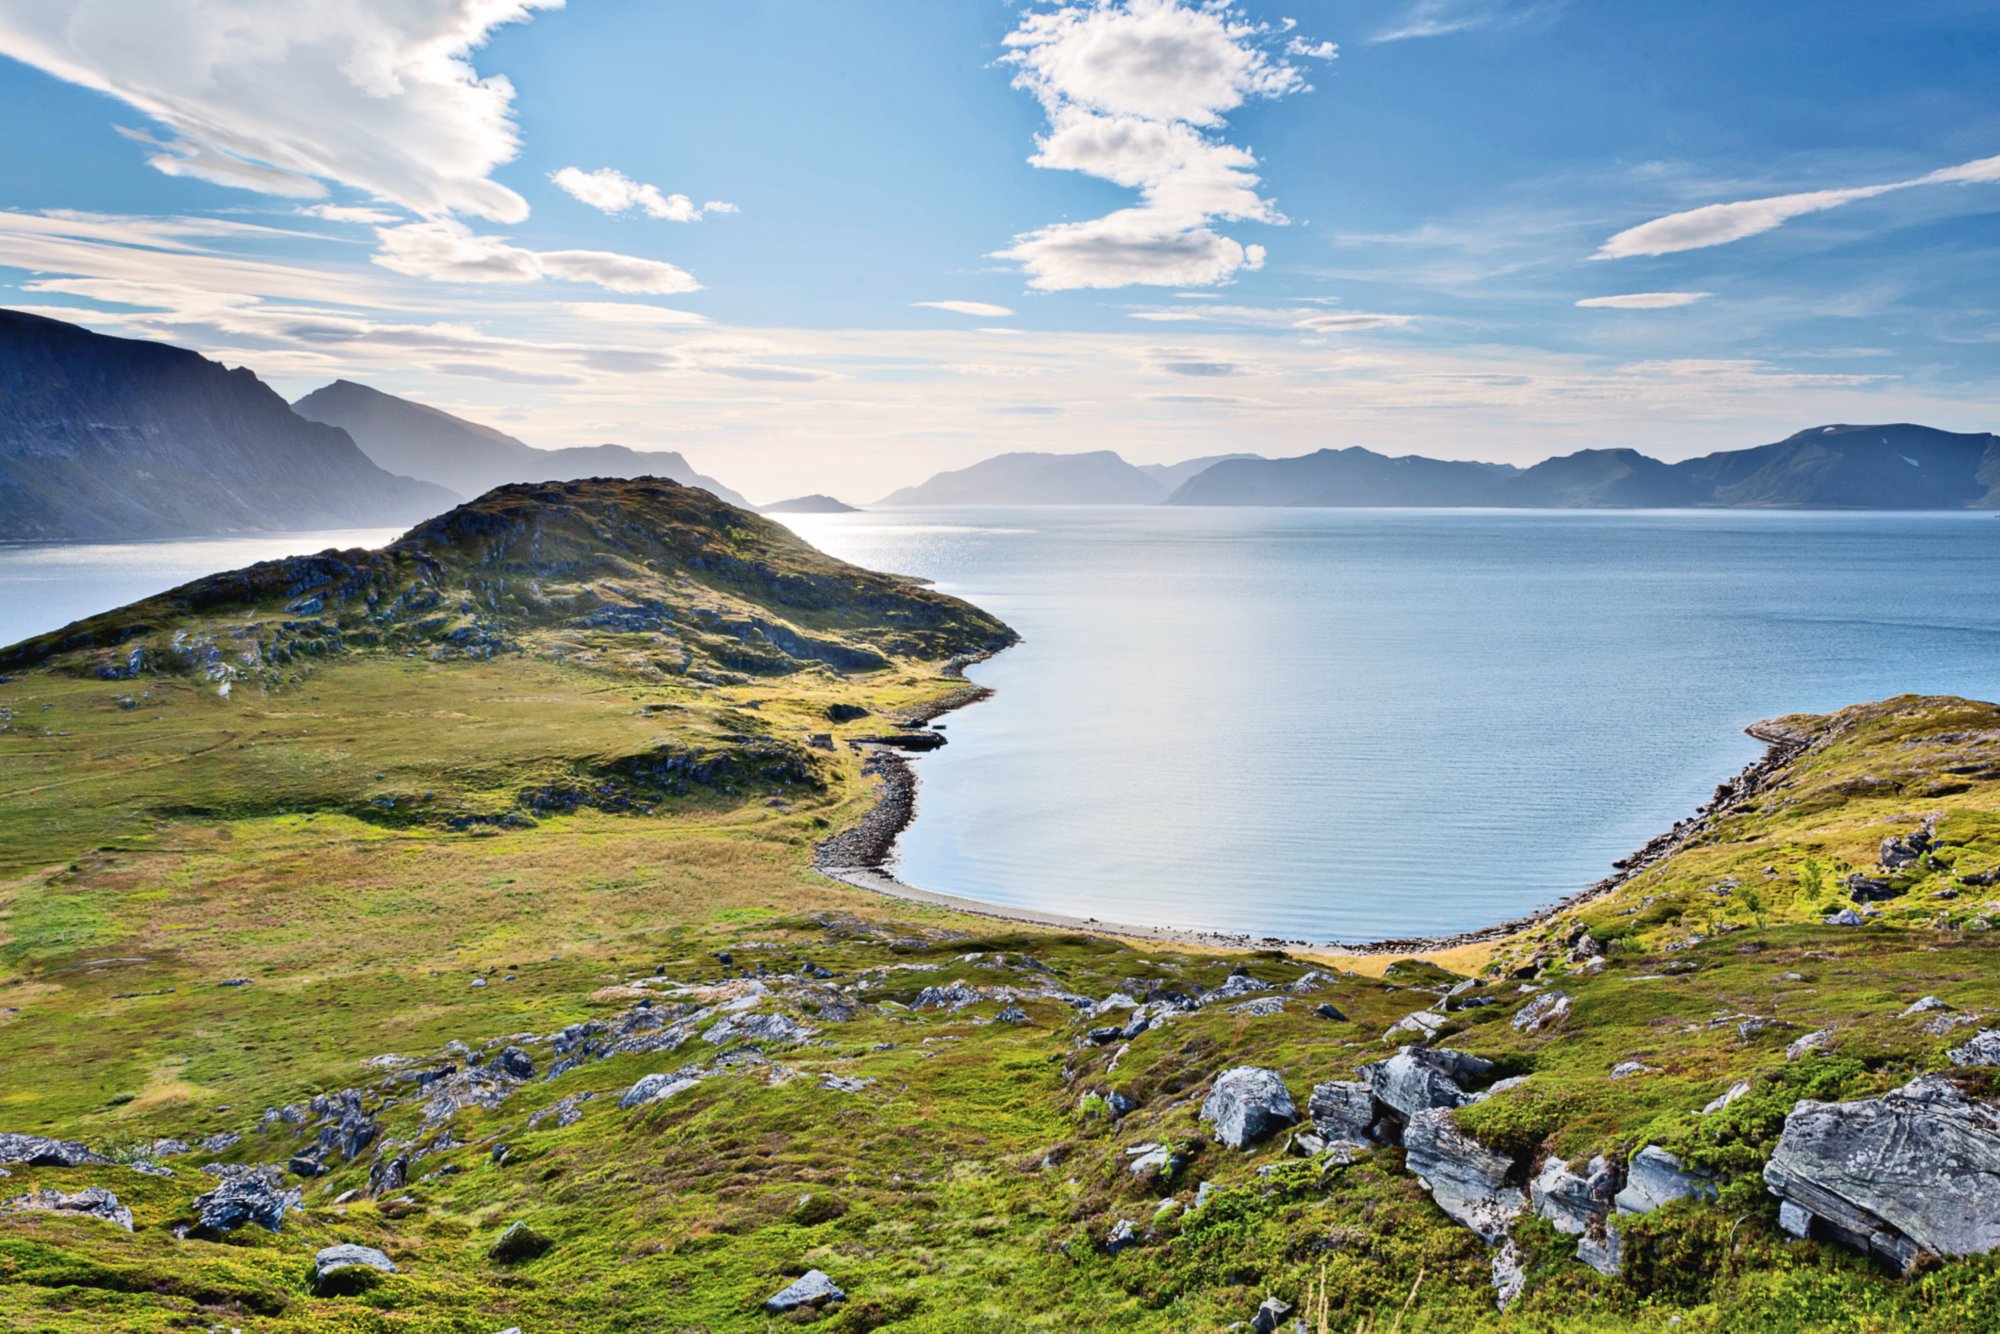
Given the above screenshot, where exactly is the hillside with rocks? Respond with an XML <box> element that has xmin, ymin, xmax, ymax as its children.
<box><xmin>0</xmin><ymin>310</ymin><xmax>456</xmax><ymax>541</ymax></box>
<box><xmin>1</xmin><ymin>481</ymin><xmax>1998</xmax><ymax>1329</ymax></box>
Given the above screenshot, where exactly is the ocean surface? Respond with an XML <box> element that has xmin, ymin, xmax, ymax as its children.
<box><xmin>781</xmin><ymin>507</ymin><xmax>2000</xmax><ymax>942</ymax></box>
<box><xmin>6</xmin><ymin>510</ymin><xmax>1999</xmax><ymax>942</ymax></box>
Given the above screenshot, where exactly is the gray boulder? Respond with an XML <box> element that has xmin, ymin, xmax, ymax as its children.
<box><xmin>1200</xmin><ymin>1067</ymin><xmax>1297</xmax><ymax>1149</ymax></box>
<box><xmin>1614</xmin><ymin>1146</ymin><xmax>1715</xmax><ymax>1215</ymax></box>
<box><xmin>1948</xmin><ymin>1030</ymin><xmax>2000</xmax><ymax>1067</ymax></box>
<box><xmin>0</xmin><ymin>1133</ymin><xmax>106</xmax><ymax>1168</ymax></box>
<box><xmin>310</xmin><ymin>1243</ymin><xmax>397</xmax><ymax>1295</ymax></box>
<box><xmin>5</xmin><ymin>1186</ymin><xmax>133</xmax><ymax>1231</ymax></box>
<box><xmin>1491</xmin><ymin>1239</ymin><xmax>1526</xmax><ymax>1311</ymax></box>
<box><xmin>192</xmin><ymin>1169</ymin><xmax>301</xmax><ymax>1233</ymax></box>
<box><xmin>1359</xmin><ymin>1046</ymin><xmax>1493</xmax><ymax>1122</ymax></box>
<box><xmin>620</xmin><ymin>1071</ymin><xmax>703</xmax><ymax>1108</ymax></box>
<box><xmin>1308</xmin><ymin>1080</ymin><xmax>1375</xmax><ymax>1142</ymax></box>
<box><xmin>1513</xmin><ymin>991</ymin><xmax>1572</xmax><ymax>1033</ymax></box>
<box><xmin>1403</xmin><ymin>1108</ymin><xmax>1524</xmax><ymax>1242</ymax></box>
<box><xmin>1531</xmin><ymin>1155</ymin><xmax>1622</xmax><ymax>1274</ymax></box>
<box><xmin>486</xmin><ymin>1046</ymin><xmax>536</xmax><ymax>1080</ymax></box>
<box><xmin>1251</xmin><ymin>1296</ymin><xmax>1294</xmax><ymax>1332</ymax></box>
<box><xmin>706</xmin><ymin>1011</ymin><xmax>815</xmax><ymax>1047</ymax></box>
<box><xmin>763</xmin><ymin>1269</ymin><xmax>844</xmax><ymax>1314</ymax></box>
<box><xmin>1764</xmin><ymin>1074</ymin><xmax>2000</xmax><ymax>1274</ymax></box>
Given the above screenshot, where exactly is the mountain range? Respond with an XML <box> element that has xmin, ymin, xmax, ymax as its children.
<box><xmin>875</xmin><ymin>450</ymin><xmax>1250</xmax><ymax>506</ymax></box>
<box><xmin>1170</xmin><ymin>426</ymin><xmax>2000</xmax><ymax>508</ymax></box>
<box><xmin>882</xmin><ymin>427</ymin><xmax>2000</xmax><ymax>510</ymax></box>
<box><xmin>292</xmin><ymin>378</ymin><xmax>751</xmax><ymax>509</ymax></box>
<box><xmin>0</xmin><ymin>310</ymin><xmax>455</xmax><ymax>541</ymax></box>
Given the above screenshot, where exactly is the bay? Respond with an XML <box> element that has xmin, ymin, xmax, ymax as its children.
<box><xmin>782</xmin><ymin>507</ymin><xmax>2000</xmax><ymax>942</ymax></box>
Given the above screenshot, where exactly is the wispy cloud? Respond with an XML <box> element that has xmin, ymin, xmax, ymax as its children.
<box><xmin>913</xmin><ymin>300</ymin><xmax>1016</xmax><ymax>317</ymax></box>
<box><xmin>1597</xmin><ymin>152</ymin><xmax>2000</xmax><ymax>258</ymax></box>
<box><xmin>1371</xmin><ymin>0</ymin><xmax>1563</xmax><ymax>43</ymax></box>
<box><xmin>992</xmin><ymin>0</ymin><xmax>1332</xmax><ymax>290</ymax></box>
<box><xmin>1576</xmin><ymin>291</ymin><xmax>1711</xmax><ymax>309</ymax></box>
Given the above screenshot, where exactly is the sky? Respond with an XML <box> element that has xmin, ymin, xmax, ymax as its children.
<box><xmin>0</xmin><ymin>0</ymin><xmax>1996</xmax><ymax>504</ymax></box>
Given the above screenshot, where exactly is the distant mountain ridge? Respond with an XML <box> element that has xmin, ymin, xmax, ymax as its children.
<box><xmin>1166</xmin><ymin>424</ymin><xmax>2000</xmax><ymax>509</ymax></box>
<box><xmin>292</xmin><ymin>379</ymin><xmax>752</xmax><ymax>509</ymax></box>
<box><xmin>0</xmin><ymin>310</ymin><xmax>455</xmax><ymax>541</ymax></box>
<box><xmin>877</xmin><ymin>449</ymin><xmax>1242</xmax><ymax>506</ymax></box>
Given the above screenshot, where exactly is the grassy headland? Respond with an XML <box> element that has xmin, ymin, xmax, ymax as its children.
<box><xmin>1</xmin><ymin>481</ymin><xmax>1996</xmax><ymax>1331</ymax></box>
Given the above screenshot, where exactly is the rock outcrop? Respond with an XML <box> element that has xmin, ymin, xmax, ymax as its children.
<box><xmin>1402</xmin><ymin>1110</ymin><xmax>1525</xmax><ymax>1242</ymax></box>
<box><xmin>1614</xmin><ymin>1146</ymin><xmax>1715</xmax><ymax>1215</ymax></box>
<box><xmin>311</xmin><ymin>1243</ymin><xmax>398</xmax><ymax>1295</ymax></box>
<box><xmin>1532</xmin><ymin>1155</ymin><xmax>1622</xmax><ymax>1274</ymax></box>
<box><xmin>4</xmin><ymin>1186</ymin><xmax>132</xmax><ymax>1231</ymax></box>
<box><xmin>1765</xmin><ymin>1075</ymin><xmax>2000</xmax><ymax>1274</ymax></box>
<box><xmin>1201</xmin><ymin>1067</ymin><xmax>1297</xmax><ymax>1149</ymax></box>
<box><xmin>191</xmin><ymin>1169</ymin><xmax>301</xmax><ymax>1234</ymax></box>
<box><xmin>764</xmin><ymin>1269</ymin><xmax>845</xmax><ymax>1314</ymax></box>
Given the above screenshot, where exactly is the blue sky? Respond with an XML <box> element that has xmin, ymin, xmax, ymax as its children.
<box><xmin>0</xmin><ymin>0</ymin><xmax>1995</xmax><ymax>501</ymax></box>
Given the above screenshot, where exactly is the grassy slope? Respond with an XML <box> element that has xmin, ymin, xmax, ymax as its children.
<box><xmin>1</xmin><ymin>493</ymin><xmax>1997</xmax><ymax>1330</ymax></box>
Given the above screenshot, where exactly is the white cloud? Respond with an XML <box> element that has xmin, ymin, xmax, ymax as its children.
<box><xmin>298</xmin><ymin>204</ymin><xmax>403</xmax><ymax>225</ymax></box>
<box><xmin>1576</xmin><ymin>291</ymin><xmax>1711</xmax><ymax>309</ymax></box>
<box><xmin>0</xmin><ymin>0</ymin><xmax>561</xmax><ymax>221</ymax></box>
<box><xmin>913</xmin><ymin>300</ymin><xmax>1016</xmax><ymax>317</ymax></box>
<box><xmin>372</xmin><ymin>219</ymin><xmax>701</xmax><ymax>294</ymax></box>
<box><xmin>1597</xmin><ymin>150</ymin><xmax>2000</xmax><ymax>258</ymax></box>
<box><xmin>994</xmin><ymin>0</ymin><xmax>1327</xmax><ymax>290</ymax></box>
<box><xmin>1127</xmin><ymin>302</ymin><xmax>1419</xmax><ymax>331</ymax></box>
<box><xmin>550</xmin><ymin>166</ymin><xmax>736</xmax><ymax>222</ymax></box>
<box><xmin>563</xmin><ymin>301</ymin><xmax>710</xmax><ymax>326</ymax></box>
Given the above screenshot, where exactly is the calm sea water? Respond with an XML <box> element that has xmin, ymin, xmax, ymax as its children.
<box><xmin>783</xmin><ymin>508</ymin><xmax>2000</xmax><ymax>942</ymax></box>
<box><xmin>0</xmin><ymin>529</ymin><xmax>406</xmax><ymax>648</ymax></box>
<box><xmin>7</xmin><ymin>511</ymin><xmax>1998</xmax><ymax>942</ymax></box>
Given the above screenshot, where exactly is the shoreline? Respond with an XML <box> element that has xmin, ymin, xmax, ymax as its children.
<box><xmin>813</xmin><ymin>656</ymin><xmax>1818</xmax><ymax>957</ymax></box>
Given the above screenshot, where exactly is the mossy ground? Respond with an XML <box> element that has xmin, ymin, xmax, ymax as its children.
<box><xmin>3</xmin><ymin>631</ymin><xmax>1999</xmax><ymax>1331</ymax></box>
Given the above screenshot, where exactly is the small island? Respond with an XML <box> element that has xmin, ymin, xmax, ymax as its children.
<box><xmin>760</xmin><ymin>493</ymin><xmax>862</xmax><ymax>513</ymax></box>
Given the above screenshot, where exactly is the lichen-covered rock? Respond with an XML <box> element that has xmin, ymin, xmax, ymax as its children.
<box><xmin>311</xmin><ymin>1243</ymin><xmax>397</xmax><ymax>1295</ymax></box>
<box><xmin>1403</xmin><ymin>1108</ymin><xmax>1524</xmax><ymax>1242</ymax></box>
<box><xmin>0</xmin><ymin>1133</ymin><xmax>106</xmax><ymax>1168</ymax></box>
<box><xmin>620</xmin><ymin>1071</ymin><xmax>704</xmax><ymax>1108</ymax></box>
<box><xmin>1491</xmin><ymin>1239</ymin><xmax>1526</xmax><ymax>1311</ymax></box>
<box><xmin>1308</xmin><ymin>1080</ymin><xmax>1375</xmax><ymax>1142</ymax></box>
<box><xmin>1614</xmin><ymin>1146</ymin><xmax>1715</xmax><ymax>1215</ymax></box>
<box><xmin>1764</xmin><ymin>1074</ymin><xmax>2000</xmax><ymax>1274</ymax></box>
<box><xmin>1359</xmin><ymin>1046</ymin><xmax>1493</xmax><ymax>1122</ymax></box>
<box><xmin>1532</xmin><ymin>1155</ymin><xmax>1622</xmax><ymax>1274</ymax></box>
<box><xmin>192</xmin><ymin>1169</ymin><xmax>300</xmax><ymax>1233</ymax></box>
<box><xmin>1513</xmin><ymin>991</ymin><xmax>1572</xmax><ymax>1033</ymax></box>
<box><xmin>1201</xmin><ymin>1067</ymin><xmax>1296</xmax><ymax>1149</ymax></box>
<box><xmin>1948</xmin><ymin>1030</ymin><xmax>2000</xmax><ymax>1067</ymax></box>
<box><xmin>764</xmin><ymin>1270</ymin><xmax>845</xmax><ymax>1312</ymax></box>
<box><xmin>488</xmin><ymin>1219</ymin><xmax>554</xmax><ymax>1263</ymax></box>
<box><xmin>5</xmin><ymin>1186</ymin><xmax>133</xmax><ymax>1231</ymax></box>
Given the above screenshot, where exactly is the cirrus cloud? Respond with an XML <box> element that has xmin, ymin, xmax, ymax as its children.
<box><xmin>1597</xmin><ymin>151</ymin><xmax>2000</xmax><ymax>258</ymax></box>
<box><xmin>914</xmin><ymin>300</ymin><xmax>1016</xmax><ymax>317</ymax></box>
<box><xmin>372</xmin><ymin>220</ymin><xmax>700</xmax><ymax>294</ymax></box>
<box><xmin>1576</xmin><ymin>291</ymin><xmax>1711</xmax><ymax>309</ymax></box>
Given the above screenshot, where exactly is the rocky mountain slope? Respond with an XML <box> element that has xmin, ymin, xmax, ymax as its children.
<box><xmin>1168</xmin><ymin>424</ymin><xmax>2000</xmax><ymax>509</ymax></box>
<box><xmin>292</xmin><ymin>379</ymin><xmax>753</xmax><ymax>509</ymax></box>
<box><xmin>0</xmin><ymin>310</ymin><xmax>456</xmax><ymax>541</ymax></box>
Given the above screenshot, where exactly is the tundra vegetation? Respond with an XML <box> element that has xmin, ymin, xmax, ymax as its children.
<box><xmin>1</xmin><ymin>480</ymin><xmax>1998</xmax><ymax>1331</ymax></box>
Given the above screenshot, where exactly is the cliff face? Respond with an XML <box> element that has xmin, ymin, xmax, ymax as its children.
<box><xmin>0</xmin><ymin>310</ymin><xmax>457</xmax><ymax>540</ymax></box>
<box><xmin>291</xmin><ymin>379</ymin><xmax>754</xmax><ymax>509</ymax></box>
